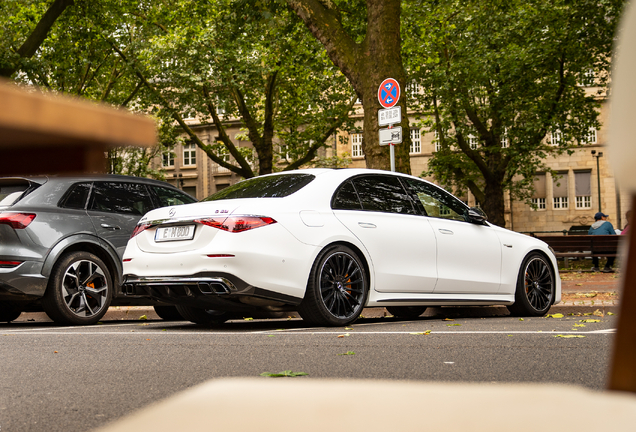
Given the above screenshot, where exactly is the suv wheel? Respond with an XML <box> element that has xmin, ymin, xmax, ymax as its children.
<box><xmin>42</xmin><ymin>251</ymin><xmax>112</xmax><ymax>325</ymax></box>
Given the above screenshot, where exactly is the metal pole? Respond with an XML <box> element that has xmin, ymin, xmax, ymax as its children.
<box><xmin>390</xmin><ymin>144</ymin><xmax>395</xmax><ymax>172</ymax></box>
<box><xmin>596</xmin><ymin>154</ymin><xmax>602</xmax><ymax>212</ymax></box>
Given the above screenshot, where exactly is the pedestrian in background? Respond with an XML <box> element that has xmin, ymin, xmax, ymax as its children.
<box><xmin>588</xmin><ymin>212</ymin><xmax>616</xmax><ymax>272</ymax></box>
<box><xmin>622</xmin><ymin>210</ymin><xmax>632</xmax><ymax>236</ymax></box>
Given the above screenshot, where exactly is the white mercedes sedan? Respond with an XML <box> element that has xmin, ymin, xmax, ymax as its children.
<box><xmin>122</xmin><ymin>169</ymin><xmax>561</xmax><ymax>326</ymax></box>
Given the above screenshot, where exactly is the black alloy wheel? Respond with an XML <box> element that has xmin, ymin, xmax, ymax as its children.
<box><xmin>507</xmin><ymin>253</ymin><xmax>555</xmax><ymax>317</ymax></box>
<box><xmin>298</xmin><ymin>245</ymin><xmax>368</xmax><ymax>326</ymax></box>
<box><xmin>42</xmin><ymin>251</ymin><xmax>112</xmax><ymax>325</ymax></box>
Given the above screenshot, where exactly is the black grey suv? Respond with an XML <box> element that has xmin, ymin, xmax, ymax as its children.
<box><xmin>0</xmin><ymin>175</ymin><xmax>196</xmax><ymax>325</ymax></box>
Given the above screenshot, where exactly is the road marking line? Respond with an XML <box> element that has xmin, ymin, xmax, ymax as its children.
<box><xmin>1</xmin><ymin>330</ymin><xmax>616</xmax><ymax>336</ymax></box>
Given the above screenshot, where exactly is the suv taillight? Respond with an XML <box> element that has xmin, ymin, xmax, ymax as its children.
<box><xmin>0</xmin><ymin>213</ymin><xmax>36</xmax><ymax>229</ymax></box>
<box><xmin>194</xmin><ymin>216</ymin><xmax>277</xmax><ymax>233</ymax></box>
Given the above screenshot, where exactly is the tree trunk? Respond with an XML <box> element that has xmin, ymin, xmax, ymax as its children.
<box><xmin>482</xmin><ymin>180</ymin><xmax>506</xmax><ymax>228</ymax></box>
<box><xmin>287</xmin><ymin>0</ymin><xmax>411</xmax><ymax>174</ymax></box>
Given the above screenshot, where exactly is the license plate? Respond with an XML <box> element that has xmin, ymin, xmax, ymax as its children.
<box><xmin>154</xmin><ymin>225</ymin><xmax>195</xmax><ymax>242</ymax></box>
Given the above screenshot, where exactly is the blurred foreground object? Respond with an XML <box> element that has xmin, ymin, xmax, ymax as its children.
<box><xmin>0</xmin><ymin>80</ymin><xmax>156</xmax><ymax>175</ymax></box>
<box><xmin>96</xmin><ymin>378</ymin><xmax>636</xmax><ymax>432</ymax></box>
<box><xmin>608</xmin><ymin>2</ymin><xmax>636</xmax><ymax>394</ymax></box>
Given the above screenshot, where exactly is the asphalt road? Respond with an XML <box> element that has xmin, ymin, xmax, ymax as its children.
<box><xmin>0</xmin><ymin>309</ymin><xmax>616</xmax><ymax>432</ymax></box>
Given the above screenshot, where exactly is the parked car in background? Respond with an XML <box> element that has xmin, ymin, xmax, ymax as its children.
<box><xmin>122</xmin><ymin>169</ymin><xmax>561</xmax><ymax>327</ymax></box>
<box><xmin>0</xmin><ymin>175</ymin><xmax>196</xmax><ymax>324</ymax></box>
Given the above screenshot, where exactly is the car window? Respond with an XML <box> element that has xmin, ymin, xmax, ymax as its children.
<box><xmin>332</xmin><ymin>180</ymin><xmax>362</xmax><ymax>210</ymax></box>
<box><xmin>89</xmin><ymin>182</ymin><xmax>154</xmax><ymax>216</ymax></box>
<box><xmin>58</xmin><ymin>183</ymin><xmax>91</xmax><ymax>210</ymax></box>
<box><xmin>152</xmin><ymin>186</ymin><xmax>197</xmax><ymax>207</ymax></box>
<box><xmin>203</xmin><ymin>173</ymin><xmax>315</xmax><ymax>201</ymax></box>
<box><xmin>0</xmin><ymin>180</ymin><xmax>41</xmax><ymax>207</ymax></box>
<box><xmin>404</xmin><ymin>178</ymin><xmax>467</xmax><ymax>222</ymax></box>
<box><xmin>350</xmin><ymin>175</ymin><xmax>416</xmax><ymax>215</ymax></box>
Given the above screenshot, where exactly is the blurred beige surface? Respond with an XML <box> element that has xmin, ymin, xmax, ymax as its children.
<box><xmin>96</xmin><ymin>378</ymin><xmax>636</xmax><ymax>432</ymax></box>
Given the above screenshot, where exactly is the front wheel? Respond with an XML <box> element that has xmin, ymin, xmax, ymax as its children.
<box><xmin>507</xmin><ymin>253</ymin><xmax>555</xmax><ymax>317</ymax></box>
<box><xmin>175</xmin><ymin>305</ymin><xmax>231</xmax><ymax>326</ymax></box>
<box><xmin>42</xmin><ymin>251</ymin><xmax>112</xmax><ymax>325</ymax></box>
<box><xmin>298</xmin><ymin>245</ymin><xmax>368</xmax><ymax>326</ymax></box>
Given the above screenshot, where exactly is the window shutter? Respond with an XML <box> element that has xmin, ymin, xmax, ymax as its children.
<box><xmin>532</xmin><ymin>173</ymin><xmax>546</xmax><ymax>199</ymax></box>
<box><xmin>552</xmin><ymin>172</ymin><xmax>569</xmax><ymax>198</ymax></box>
<box><xmin>575</xmin><ymin>171</ymin><xmax>591</xmax><ymax>196</ymax></box>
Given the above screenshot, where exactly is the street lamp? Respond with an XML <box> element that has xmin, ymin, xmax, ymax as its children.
<box><xmin>592</xmin><ymin>150</ymin><xmax>603</xmax><ymax>212</ymax></box>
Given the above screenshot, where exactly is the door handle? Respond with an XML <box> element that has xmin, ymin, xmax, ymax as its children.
<box><xmin>438</xmin><ymin>228</ymin><xmax>454</xmax><ymax>235</ymax></box>
<box><xmin>101</xmin><ymin>223</ymin><xmax>121</xmax><ymax>230</ymax></box>
<box><xmin>358</xmin><ymin>222</ymin><xmax>377</xmax><ymax>229</ymax></box>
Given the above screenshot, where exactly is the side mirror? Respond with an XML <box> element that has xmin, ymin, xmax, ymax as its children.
<box><xmin>468</xmin><ymin>207</ymin><xmax>488</xmax><ymax>224</ymax></box>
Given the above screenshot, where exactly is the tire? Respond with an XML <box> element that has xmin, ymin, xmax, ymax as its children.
<box><xmin>298</xmin><ymin>245</ymin><xmax>368</xmax><ymax>326</ymax></box>
<box><xmin>153</xmin><ymin>305</ymin><xmax>184</xmax><ymax>321</ymax></box>
<box><xmin>42</xmin><ymin>251</ymin><xmax>113</xmax><ymax>325</ymax></box>
<box><xmin>386</xmin><ymin>306</ymin><xmax>427</xmax><ymax>319</ymax></box>
<box><xmin>175</xmin><ymin>305</ymin><xmax>231</xmax><ymax>326</ymax></box>
<box><xmin>507</xmin><ymin>252</ymin><xmax>555</xmax><ymax>317</ymax></box>
<box><xmin>0</xmin><ymin>303</ymin><xmax>22</xmax><ymax>322</ymax></box>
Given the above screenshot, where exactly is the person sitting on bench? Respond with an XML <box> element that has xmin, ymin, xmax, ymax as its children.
<box><xmin>588</xmin><ymin>212</ymin><xmax>616</xmax><ymax>272</ymax></box>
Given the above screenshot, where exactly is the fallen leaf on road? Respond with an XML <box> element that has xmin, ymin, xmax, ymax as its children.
<box><xmin>139</xmin><ymin>315</ymin><xmax>148</xmax><ymax>320</ymax></box>
<box><xmin>146</xmin><ymin>339</ymin><xmax>151</xmax><ymax>341</ymax></box>
<box><xmin>574</xmin><ymin>324</ymin><xmax>586</xmax><ymax>327</ymax></box>
<box><xmin>519</xmin><ymin>318</ymin><xmax>524</xmax><ymax>321</ymax></box>
<box><xmin>410</xmin><ymin>330</ymin><xmax>431</xmax><ymax>335</ymax></box>
<box><xmin>344</xmin><ymin>327</ymin><xmax>354</xmax><ymax>330</ymax></box>
<box><xmin>54</xmin><ymin>351</ymin><xmax>58</xmax><ymax>353</ymax></box>
<box><xmin>592</xmin><ymin>309</ymin><xmax>604</xmax><ymax>317</ymax></box>
<box><xmin>554</xmin><ymin>335</ymin><xmax>585</xmax><ymax>338</ymax></box>
<box><xmin>244</xmin><ymin>317</ymin><xmax>254</xmax><ymax>321</ymax></box>
<box><xmin>447</xmin><ymin>323</ymin><xmax>461</xmax><ymax>326</ymax></box>
<box><xmin>338</xmin><ymin>351</ymin><xmax>355</xmax><ymax>356</ymax></box>
<box><xmin>337</xmin><ymin>333</ymin><xmax>351</xmax><ymax>338</ymax></box>
<box><xmin>443</xmin><ymin>318</ymin><xmax>454</xmax><ymax>321</ymax></box>
<box><xmin>608</xmin><ymin>312</ymin><xmax>615</xmax><ymax>316</ymax></box>
<box><xmin>580</xmin><ymin>319</ymin><xmax>600</xmax><ymax>323</ymax></box>
<box><xmin>547</xmin><ymin>313</ymin><xmax>564</xmax><ymax>319</ymax></box>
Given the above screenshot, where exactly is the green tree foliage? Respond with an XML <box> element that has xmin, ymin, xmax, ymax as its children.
<box><xmin>1</xmin><ymin>1</ymin><xmax>356</xmax><ymax>179</ymax></box>
<box><xmin>403</xmin><ymin>0</ymin><xmax>622</xmax><ymax>226</ymax></box>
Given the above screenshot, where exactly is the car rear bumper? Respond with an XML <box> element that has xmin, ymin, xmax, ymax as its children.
<box><xmin>123</xmin><ymin>272</ymin><xmax>303</xmax><ymax>313</ymax></box>
<box><xmin>0</xmin><ymin>260</ymin><xmax>47</xmax><ymax>300</ymax></box>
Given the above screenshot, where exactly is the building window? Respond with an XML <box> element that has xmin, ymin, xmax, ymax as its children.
<box><xmin>162</xmin><ymin>151</ymin><xmax>174</xmax><ymax>167</ymax></box>
<box><xmin>501</xmin><ymin>129</ymin><xmax>509</xmax><ymax>148</ymax></box>
<box><xmin>531</xmin><ymin>173</ymin><xmax>547</xmax><ymax>210</ymax></box>
<box><xmin>552</xmin><ymin>171</ymin><xmax>569</xmax><ymax>209</ymax></box>
<box><xmin>351</xmin><ymin>133</ymin><xmax>364</xmax><ymax>157</ymax></box>
<box><xmin>575</xmin><ymin>170</ymin><xmax>592</xmax><ymax>209</ymax></box>
<box><xmin>550</xmin><ymin>130</ymin><xmax>562</xmax><ymax>146</ymax></box>
<box><xmin>580</xmin><ymin>128</ymin><xmax>597</xmax><ymax>145</ymax></box>
<box><xmin>183</xmin><ymin>143</ymin><xmax>196</xmax><ymax>166</ymax></box>
<box><xmin>406</xmin><ymin>81</ymin><xmax>420</xmax><ymax>98</ymax></box>
<box><xmin>468</xmin><ymin>134</ymin><xmax>478</xmax><ymax>150</ymax></box>
<box><xmin>410</xmin><ymin>129</ymin><xmax>421</xmax><ymax>154</ymax></box>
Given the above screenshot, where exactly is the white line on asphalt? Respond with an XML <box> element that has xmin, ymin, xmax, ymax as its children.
<box><xmin>1</xmin><ymin>330</ymin><xmax>616</xmax><ymax>336</ymax></box>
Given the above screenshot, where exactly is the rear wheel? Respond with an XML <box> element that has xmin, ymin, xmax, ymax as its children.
<box><xmin>0</xmin><ymin>303</ymin><xmax>22</xmax><ymax>322</ymax></box>
<box><xmin>507</xmin><ymin>253</ymin><xmax>555</xmax><ymax>317</ymax></box>
<box><xmin>386</xmin><ymin>306</ymin><xmax>427</xmax><ymax>319</ymax></box>
<box><xmin>42</xmin><ymin>251</ymin><xmax>112</xmax><ymax>325</ymax></box>
<box><xmin>153</xmin><ymin>305</ymin><xmax>183</xmax><ymax>321</ymax></box>
<box><xmin>175</xmin><ymin>305</ymin><xmax>231</xmax><ymax>326</ymax></box>
<box><xmin>298</xmin><ymin>245</ymin><xmax>368</xmax><ymax>326</ymax></box>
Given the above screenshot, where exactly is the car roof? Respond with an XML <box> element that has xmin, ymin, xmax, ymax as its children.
<box><xmin>0</xmin><ymin>174</ymin><xmax>181</xmax><ymax>189</ymax></box>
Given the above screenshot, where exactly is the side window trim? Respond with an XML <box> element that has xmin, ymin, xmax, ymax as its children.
<box><xmin>350</xmin><ymin>174</ymin><xmax>417</xmax><ymax>215</ymax></box>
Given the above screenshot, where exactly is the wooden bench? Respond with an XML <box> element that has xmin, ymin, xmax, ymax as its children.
<box><xmin>535</xmin><ymin>235</ymin><xmax>622</xmax><ymax>267</ymax></box>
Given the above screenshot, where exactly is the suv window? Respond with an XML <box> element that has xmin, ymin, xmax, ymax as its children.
<box><xmin>350</xmin><ymin>175</ymin><xmax>416</xmax><ymax>215</ymax></box>
<box><xmin>59</xmin><ymin>183</ymin><xmax>91</xmax><ymax>210</ymax></box>
<box><xmin>0</xmin><ymin>179</ymin><xmax>41</xmax><ymax>207</ymax></box>
<box><xmin>151</xmin><ymin>186</ymin><xmax>197</xmax><ymax>207</ymax></box>
<box><xmin>404</xmin><ymin>178</ymin><xmax>467</xmax><ymax>222</ymax></box>
<box><xmin>89</xmin><ymin>182</ymin><xmax>154</xmax><ymax>215</ymax></box>
<box><xmin>203</xmin><ymin>174</ymin><xmax>315</xmax><ymax>201</ymax></box>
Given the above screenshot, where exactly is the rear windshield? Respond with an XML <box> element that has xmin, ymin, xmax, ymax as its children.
<box><xmin>0</xmin><ymin>179</ymin><xmax>41</xmax><ymax>207</ymax></box>
<box><xmin>203</xmin><ymin>174</ymin><xmax>315</xmax><ymax>201</ymax></box>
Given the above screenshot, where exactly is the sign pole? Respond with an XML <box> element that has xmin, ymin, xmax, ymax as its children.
<box><xmin>390</xmin><ymin>144</ymin><xmax>395</xmax><ymax>172</ymax></box>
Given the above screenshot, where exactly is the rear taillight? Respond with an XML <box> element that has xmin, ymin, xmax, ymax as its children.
<box><xmin>195</xmin><ymin>216</ymin><xmax>277</xmax><ymax>233</ymax></box>
<box><xmin>0</xmin><ymin>213</ymin><xmax>36</xmax><ymax>229</ymax></box>
<box><xmin>0</xmin><ymin>260</ymin><xmax>22</xmax><ymax>268</ymax></box>
<box><xmin>130</xmin><ymin>223</ymin><xmax>152</xmax><ymax>239</ymax></box>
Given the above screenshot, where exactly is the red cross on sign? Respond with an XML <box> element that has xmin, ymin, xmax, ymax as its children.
<box><xmin>378</xmin><ymin>78</ymin><xmax>400</xmax><ymax>108</ymax></box>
